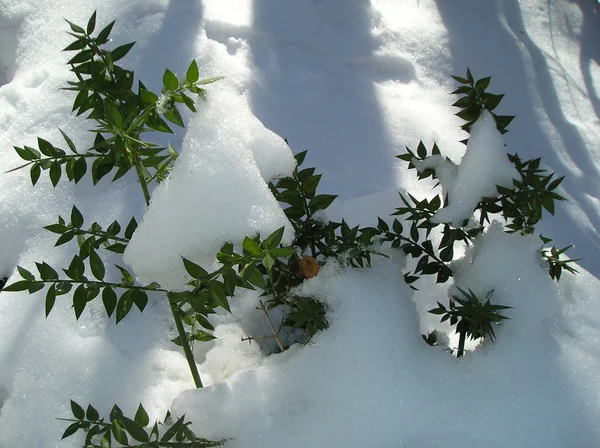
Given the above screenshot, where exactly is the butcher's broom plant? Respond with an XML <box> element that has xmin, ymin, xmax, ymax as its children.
<box><xmin>386</xmin><ymin>69</ymin><xmax>578</xmax><ymax>356</ymax></box>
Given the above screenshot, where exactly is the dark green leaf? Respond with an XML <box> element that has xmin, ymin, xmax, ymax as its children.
<box><xmin>132</xmin><ymin>289</ymin><xmax>148</xmax><ymax>312</ymax></box>
<box><xmin>0</xmin><ymin>281</ymin><xmax>31</xmax><ymax>292</ymax></box>
<box><xmin>61</xmin><ymin>422</ymin><xmax>81</xmax><ymax>439</ymax></box>
<box><xmin>45</xmin><ymin>284</ymin><xmax>56</xmax><ymax>316</ymax></box>
<box><xmin>308</xmin><ymin>194</ymin><xmax>337</xmax><ymax>213</ymax></box>
<box><xmin>182</xmin><ymin>257</ymin><xmax>208</xmax><ymax>279</ymax></box>
<box><xmin>50</xmin><ymin>161</ymin><xmax>61</xmax><ymax>187</ymax></box>
<box><xmin>73</xmin><ymin>284</ymin><xmax>87</xmax><ymax>319</ymax></box>
<box><xmin>263</xmin><ymin>226</ymin><xmax>285</xmax><ymax>249</ymax></box>
<box><xmin>17</xmin><ymin>266</ymin><xmax>35</xmax><ymax>281</ymax></box>
<box><xmin>111</xmin><ymin>42</ymin><xmax>135</xmax><ymax>62</ymax></box>
<box><xmin>125</xmin><ymin>217</ymin><xmax>138</xmax><ymax>240</ymax></box>
<box><xmin>115</xmin><ymin>265</ymin><xmax>134</xmax><ymax>286</ymax></box>
<box><xmin>122</xmin><ymin>416</ymin><xmax>150</xmax><ymax>443</ymax></box>
<box><xmin>30</xmin><ymin>164</ymin><xmax>41</xmax><ymax>185</ymax></box>
<box><xmin>102</xmin><ymin>287</ymin><xmax>117</xmax><ymax>317</ymax></box>
<box><xmin>89</xmin><ymin>250</ymin><xmax>105</xmax><ymax>280</ymax></box>
<box><xmin>475</xmin><ymin>76</ymin><xmax>491</xmax><ymax>90</ymax></box>
<box><xmin>71</xmin><ymin>205</ymin><xmax>84</xmax><ymax>228</ymax></box>
<box><xmin>38</xmin><ymin>262</ymin><xmax>58</xmax><ymax>281</ymax></box>
<box><xmin>86</xmin><ymin>404</ymin><xmax>100</xmax><ymax>421</ymax></box>
<box><xmin>134</xmin><ymin>404</ymin><xmax>150</xmax><ymax>427</ymax></box>
<box><xmin>70</xmin><ymin>400</ymin><xmax>85</xmax><ymax>420</ymax></box>
<box><xmin>96</xmin><ymin>20</ymin><xmax>115</xmax><ymax>45</ymax></box>
<box><xmin>116</xmin><ymin>290</ymin><xmax>134</xmax><ymax>324</ymax></box>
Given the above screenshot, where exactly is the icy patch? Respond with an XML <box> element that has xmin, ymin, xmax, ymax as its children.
<box><xmin>431</xmin><ymin>110</ymin><xmax>519</xmax><ymax>225</ymax></box>
<box><xmin>124</xmin><ymin>87</ymin><xmax>296</xmax><ymax>290</ymax></box>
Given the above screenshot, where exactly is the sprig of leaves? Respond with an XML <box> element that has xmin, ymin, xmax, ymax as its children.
<box><xmin>429</xmin><ymin>288</ymin><xmax>511</xmax><ymax>358</ymax></box>
<box><xmin>8</xmin><ymin>11</ymin><xmax>222</xmax><ymax>197</ymax></box>
<box><xmin>59</xmin><ymin>400</ymin><xmax>221</xmax><ymax>448</ymax></box>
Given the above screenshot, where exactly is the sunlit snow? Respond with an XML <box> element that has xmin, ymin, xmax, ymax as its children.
<box><xmin>1</xmin><ymin>1</ymin><xmax>600</xmax><ymax>447</ymax></box>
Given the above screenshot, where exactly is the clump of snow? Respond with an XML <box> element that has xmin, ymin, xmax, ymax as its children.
<box><xmin>431</xmin><ymin>110</ymin><xmax>519</xmax><ymax>225</ymax></box>
<box><xmin>171</xmin><ymin>232</ymin><xmax>600</xmax><ymax>448</ymax></box>
<box><xmin>124</xmin><ymin>86</ymin><xmax>296</xmax><ymax>290</ymax></box>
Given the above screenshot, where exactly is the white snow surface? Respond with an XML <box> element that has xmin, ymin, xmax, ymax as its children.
<box><xmin>0</xmin><ymin>1</ymin><xmax>599</xmax><ymax>447</ymax></box>
<box><xmin>124</xmin><ymin>86</ymin><xmax>296</xmax><ymax>290</ymax></box>
<box><xmin>431</xmin><ymin>109</ymin><xmax>519</xmax><ymax>225</ymax></box>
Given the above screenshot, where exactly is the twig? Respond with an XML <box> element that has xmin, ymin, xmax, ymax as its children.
<box><xmin>258</xmin><ymin>299</ymin><xmax>285</xmax><ymax>352</ymax></box>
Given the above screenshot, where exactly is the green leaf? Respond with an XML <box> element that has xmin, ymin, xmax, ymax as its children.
<box><xmin>17</xmin><ymin>266</ymin><xmax>35</xmax><ymax>281</ymax></box>
<box><xmin>186</xmin><ymin>59</ymin><xmax>199</xmax><ymax>84</ymax></box>
<box><xmin>86</xmin><ymin>404</ymin><xmax>100</xmax><ymax>421</ymax></box>
<box><xmin>73</xmin><ymin>157</ymin><xmax>87</xmax><ymax>183</ymax></box>
<box><xmin>1</xmin><ymin>280</ymin><xmax>30</xmax><ymax>292</ymax></box>
<box><xmin>65</xmin><ymin>19</ymin><xmax>85</xmax><ymax>34</ymax></box>
<box><xmin>73</xmin><ymin>284</ymin><xmax>87</xmax><ymax>319</ymax></box>
<box><xmin>71</xmin><ymin>205</ymin><xmax>84</xmax><ymax>228</ymax></box>
<box><xmin>125</xmin><ymin>217</ymin><xmax>138</xmax><ymax>240</ymax></box>
<box><xmin>96</xmin><ymin>20</ymin><xmax>115</xmax><ymax>45</ymax></box>
<box><xmin>122</xmin><ymin>416</ymin><xmax>150</xmax><ymax>443</ymax></box>
<box><xmin>70</xmin><ymin>400</ymin><xmax>85</xmax><ymax>420</ymax></box>
<box><xmin>61</xmin><ymin>422</ymin><xmax>81</xmax><ymax>439</ymax></box>
<box><xmin>164</xmin><ymin>107</ymin><xmax>184</xmax><ymax>127</ymax></box>
<box><xmin>50</xmin><ymin>161</ymin><xmax>61</xmax><ymax>187</ymax></box>
<box><xmin>308</xmin><ymin>194</ymin><xmax>337</xmax><ymax>213</ymax></box>
<box><xmin>86</xmin><ymin>12</ymin><xmax>97</xmax><ymax>35</ymax></box>
<box><xmin>116</xmin><ymin>290</ymin><xmax>134</xmax><ymax>324</ymax></box>
<box><xmin>102</xmin><ymin>287</ymin><xmax>117</xmax><ymax>317</ymax></box>
<box><xmin>104</xmin><ymin>100</ymin><xmax>123</xmax><ymax>128</ymax></box>
<box><xmin>68</xmin><ymin>50</ymin><xmax>93</xmax><ymax>64</ymax></box>
<box><xmin>45</xmin><ymin>284</ymin><xmax>57</xmax><ymax>316</ymax></box>
<box><xmin>196</xmin><ymin>76</ymin><xmax>224</xmax><ymax>85</ymax></box>
<box><xmin>66</xmin><ymin>255</ymin><xmax>85</xmax><ymax>280</ymax></box>
<box><xmin>89</xmin><ymin>250</ymin><xmax>105</xmax><ymax>280</ymax></box>
<box><xmin>134</xmin><ymin>404</ymin><xmax>150</xmax><ymax>427</ymax></box>
<box><xmin>37</xmin><ymin>262</ymin><xmax>58</xmax><ymax>281</ymax></box>
<box><xmin>263</xmin><ymin>226</ymin><xmax>286</xmax><ymax>249</ymax></box>
<box><xmin>210</xmin><ymin>281</ymin><xmax>230</xmax><ymax>312</ymax></box>
<box><xmin>475</xmin><ymin>76</ymin><xmax>491</xmax><ymax>90</ymax></box>
<box><xmin>262</xmin><ymin>254</ymin><xmax>275</xmax><ymax>271</ymax></box>
<box><xmin>132</xmin><ymin>289</ymin><xmax>148</xmax><ymax>312</ymax></box>
<box><xmin>111</xmin><ymin>42</ymin><xmax>135</xmax><ymax>62</ymax></box>
<box><xmin>115</xmin><ymin>265</ymin><xmax>134</xmax><ymax>286</ymax></box>
<box><xmin>243</xmin><ymin>237</ymin><xmax>261</xmax><ymax>255</ymax></box>
<box><xmin>63</xmin><ymin>39</ymin><xmax>86</xmax><ymax>51</ymax></box>
<box><xmin>192</xmin><ymin>329</ymin><xmax>217</xmax><ymax>342</ymax></box>
<box><xmin>182</xmin><ymin>257</ymin><xmax>209</xmax><ymax>279</ymax></box>
<box><xmin>163</xmin><ymin>69</ymin><xmax>178</xmax><ymax>91</ymax></box>
<box><xmin>111</xmin><ymin>420</ymin><xmax>129</xmax><ymax>446</ymax></box>
<box><xmin>28</xmin><ymin>163</ymin><xmax>41</xmax><ymax>186</ymax></box>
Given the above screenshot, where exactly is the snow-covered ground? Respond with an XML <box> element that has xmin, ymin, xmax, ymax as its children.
<box><xmin>1</xmin><ymin>1</ymin><xmax>599</xmax><ymax>447</ymax></box>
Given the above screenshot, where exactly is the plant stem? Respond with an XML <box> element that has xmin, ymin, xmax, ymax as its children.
<box><xmin>259</xmin><ymin>299</ymin><xmax>285</xmax><ymax>353</ymax></box>
<box><xmin>457</xmin><ymin>329</ymin><xmax>466</xmax><ymax>358</ymax></box>
<box><xmin>170</xmin><ymin>302</ymin><xmax>203</xmax><ymax>388</ymax></box>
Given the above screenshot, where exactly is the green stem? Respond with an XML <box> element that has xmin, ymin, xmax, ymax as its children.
<box><xmin>170</xmin><ymin>302</ymin><xmax>203</xmax><ymax>388</ymax></box>
<box><xmin>457</xmin><ymin>329</ymin><xmax>466</xmax><ymax>358</ymax></box>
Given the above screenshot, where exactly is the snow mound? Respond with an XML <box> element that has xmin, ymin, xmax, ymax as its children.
<box><xmin>124</xmin><ymin>87</ymin><xmax>296</xmax><ymax>290</ymax></box>
<box><xmin>432</xmin><ymin>110</ymin><xmax>519</xmax><ymax>225</ymax></box>
<box><xmin>171</xmin><ymin>233</ymin><xmax>600</xmax><ymax>448</ymax></box>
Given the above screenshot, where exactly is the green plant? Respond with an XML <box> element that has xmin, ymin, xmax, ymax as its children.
<box><xmin>430</xmin><ymin>288</ymin><xmax>510</xmax><ymax>357</ymax></box>
<box><xmin>4</xmin><ymin>11</ymin><xmax>224</xmax><ymax>390</ymax></box>
<box><xmin>387</xmin><ymin>70</ymin><xmax>578</xmax><ymax>355</ymax></box>
<box><xmin>59</xmin><ymin>401</ymin><xmax>221</xmax><ymax>447</ymax></box>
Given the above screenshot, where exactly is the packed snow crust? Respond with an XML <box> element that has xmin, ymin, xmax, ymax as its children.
<box><xmin>0</xmin><ymin>1</ymin><xmax>599</xmax><ymax>448</ymax></box>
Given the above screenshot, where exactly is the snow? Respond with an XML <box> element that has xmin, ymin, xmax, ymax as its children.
<box><xmin>123</xmin><ymin>86</ymin><xmax>296</xmax><ymax>290</ymax></box>
<box><xmin>425</xmin><ymin>110</ymin><xmax>520</xmax><ymax>225</ymax></box>
<box><xmin>0</xmin><ymin>1</ymin><xmax>599</xmax><ymax>447</ymax></box>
